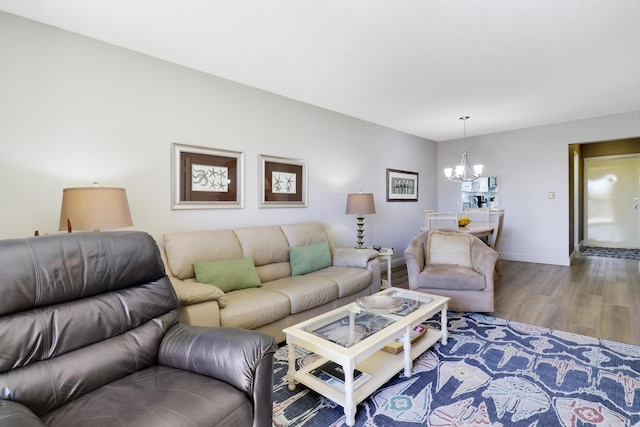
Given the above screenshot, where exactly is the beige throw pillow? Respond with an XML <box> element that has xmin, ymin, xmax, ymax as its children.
<box><xmin>427</xmin><ymin>230</ymin><xmax>473</xmax><ymax>268</ymax></box>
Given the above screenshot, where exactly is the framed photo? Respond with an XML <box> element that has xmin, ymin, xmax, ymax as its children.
<box><xmin>171</xmin><ymin>143</ymin><xmax>244</xmax><ymax>209</ymax></box>
<box><xmin>386</xmin><ymin>168</ymin><xmax>418</xmax><ymax>202</ymax></box>
<box><xmin>259</xmin><ymin>155</ymin><xmax>307</xmax><ymax>208</ymax></box>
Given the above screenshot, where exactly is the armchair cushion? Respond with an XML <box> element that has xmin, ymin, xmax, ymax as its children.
<box><xmin>420</xmin><ymin>264</ymin><xmax>486</xmax><ymax>290</ymax></box>
<box><xmin>427</xmin><ymin>230</ymin><xmax>473</xmax><ymax>268</ymax></box>
<box><xmin>193</xmin><ymin>256</ymin><xmax>261</xmax><ymax>292</ymax></box>
<box><xmin>0</xmin><ymin>401</ymin><xmax>45</xmax><ymax>427</ymax></box>
<box><xmin>41</xmin><ymin>366</ymin><xmax>254</xmax><ymax>427</ymax></box>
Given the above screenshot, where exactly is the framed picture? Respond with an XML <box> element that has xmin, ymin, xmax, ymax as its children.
<box><xmin>386</xmin><ymin>168</ymin><xmax>418</xmax><ymax>202</ymax></box>
<box><xmin>259</xmin><ymin>155</ymin><xmax>307</xmax><ymax>208</ymax></box>
<box><xmin>171</xmin><ymin>143</ymin><xmax>244</xmax><ymax>209</ymax></box>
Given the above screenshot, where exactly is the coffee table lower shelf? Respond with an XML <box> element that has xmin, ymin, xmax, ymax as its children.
<box><xmin>290</xmin><ymin>327</ymin><xmax>442</xmax><ymax>410</ymax></box>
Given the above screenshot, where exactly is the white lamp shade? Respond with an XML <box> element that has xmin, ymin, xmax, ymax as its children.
<box><xmin>59</xmin><ymin>187</ymin><xmax>133</xmax><ymax>231</ymax></box>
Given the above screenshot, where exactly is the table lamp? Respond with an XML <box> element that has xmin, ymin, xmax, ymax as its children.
<box><xmin>345</xmin><ymin>192</ymin><xmax>376</xmax><ymax>249</ymax></box>
<box><xmin>59</xmin><ymin>186</ymin><xmax>133</xmax><ymax>232</ymax></box>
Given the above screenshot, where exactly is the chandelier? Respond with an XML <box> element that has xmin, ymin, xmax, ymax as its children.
<box><xmin>443</xmin><ymin>116</ymin><xmax>483</xmax><ymax>182</ymax></box>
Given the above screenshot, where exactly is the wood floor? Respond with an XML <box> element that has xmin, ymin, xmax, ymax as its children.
<box><xmin>384</xmin><ymin>254</ymin><xmax>640</xmax><ymax>345</ymax></box>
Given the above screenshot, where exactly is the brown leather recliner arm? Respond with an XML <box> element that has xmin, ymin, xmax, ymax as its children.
<box><xmin>158</xmin><ymin>324</ymin><xmax>277</xmax><ymax>427</ymax></box>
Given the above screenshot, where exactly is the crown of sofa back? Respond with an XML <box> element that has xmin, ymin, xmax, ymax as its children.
<box><xmin>0</xmin><ymin>231</ymin><xmax>178</xmax><ymax>416</ymax></box>
<box><xmin>163</xmin><ymin>222</ymin><xmax>332</xmax><ymax>282</ymax></box>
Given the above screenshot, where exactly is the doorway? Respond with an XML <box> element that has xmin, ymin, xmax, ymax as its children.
<box><xmin>585</xmin><ymin>154</ymin><xmax>640</xmax><ymax>248</ymax></box>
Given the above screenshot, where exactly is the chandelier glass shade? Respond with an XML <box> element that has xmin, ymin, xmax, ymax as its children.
<box><xmin>443</xmin><ymin>116</ymin><xmax>483</xmax><ymax>182</ymax></box>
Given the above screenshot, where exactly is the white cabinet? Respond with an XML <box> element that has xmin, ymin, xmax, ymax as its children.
<box><xmin>478</xmin><ymin>177</ymin><xmax>489</xmax><ymax>192</ymax></box>
<box><xmin>461</xmin><ymin>176</ymin><xmax>499</xmax><ymax>210</ymax></box>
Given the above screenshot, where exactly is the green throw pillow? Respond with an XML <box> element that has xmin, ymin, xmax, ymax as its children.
<box><xmin>193</xmin><ymin>256</ymin><xmax>261</xmax><ymax>292</ymax></box>
<box><xmin>290</xmin><ymin>241</ymin><xmax>332</xmax><ymax>276</ymax></box>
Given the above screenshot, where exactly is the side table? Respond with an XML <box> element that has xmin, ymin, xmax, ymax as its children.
<box><xmin>376</xmin><ymin>247</ymin><xmax>393</xmax><ymax>288</ymax></box>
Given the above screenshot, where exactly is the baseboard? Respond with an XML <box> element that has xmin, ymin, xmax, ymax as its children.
<box><xmin>390</xmin><ymin>257</ymin><xmax>406</xmax><ymax>269</ymax></box>
<box><xmin>500</xmin><ymin>252</ymin><xmax>570</xmax><ymax>266</ymax></box>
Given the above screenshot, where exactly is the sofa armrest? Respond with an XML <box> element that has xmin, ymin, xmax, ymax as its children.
<box><xmin>0</xmin><ymin>400</ymin><xmax>46</xmax><ymax>427</ymax></box>
<box><xmin>366</xmin><ymin>257</ymin><xmax>382</xmax><ymax>292</ymax></box>
<box><xmin>471</xmin><ymin>239</ymin><xmax>500</xmax><ymax>290</ymax></box>
<box><xmin>332</xmin><ymin>248</ymin><xmax>379</xmax><ymax>268</ymax></box>
<box><xmin>158</xmin><ymin>324</ymin><xmax>277</xmax><ymax>427</ymax></box>
<box><xmin>169</xmin><ymin>276</ymin><xmax>227</xmax><ymax>308</ymax></box>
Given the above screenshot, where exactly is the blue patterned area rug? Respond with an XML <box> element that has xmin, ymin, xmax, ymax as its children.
<box><xmin>272</xmin><ymin>313</ymin><xmax>640</xmax><ymax>426</ymax></box>
<box><xmin>582</xmin><ymin>246</ymin><xmax>640</xmax><ymax>260</ymax></box>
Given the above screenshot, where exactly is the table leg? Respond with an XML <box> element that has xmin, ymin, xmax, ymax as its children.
<box><xmin>403</xmin><ymin>324</ymin><xmax>412</xmax><ymax>376</ymax></box>
<box><xmin>441</xmin><ymin>304</ymin><xmax>448</xmax><ymax>345</ymax></box>
<box><xmin>286</xmin><ymin>336</ymin><xmax>296</xmax><ymax>391</ymax></box>
<box><xmin>348</xmin><ymin>310</ymin><xmax>356</xmax><ymax>346</ymax></box>
<box><xmin>386</xmin><ymin>255</ymin><xmax>392</xmax><ymax>287</ymax></box>
<box><xmin>343</xmin><ymin>362</ymin><xmax>356</xmax><ymax>426</ymax></box>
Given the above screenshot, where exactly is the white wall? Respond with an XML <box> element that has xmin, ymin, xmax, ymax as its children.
<box><xmin>2</xmin><ymin>12</ymin><xmax>639</xmax><ymax>267</ymax></box>
<box><xmin>438</xmin><ymin>111</ymin><xmax>640</xmax><ymax>265</ymax></box>
<box><xmin>0</xmin><ymin>12</ymin><xmax>437</xmax><ymax>258</ymax></box>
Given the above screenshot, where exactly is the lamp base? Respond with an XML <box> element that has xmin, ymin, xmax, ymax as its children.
<box><xmin>355</xmin><ymin>215</ymin><xmax>365</xmax><ymax>249</ymax></box>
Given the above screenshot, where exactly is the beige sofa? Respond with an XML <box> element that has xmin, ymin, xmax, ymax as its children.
<box><xmin>160</xmin><ymin>222</ymin><xmax>381</xmax><ymax>342</ymax></box>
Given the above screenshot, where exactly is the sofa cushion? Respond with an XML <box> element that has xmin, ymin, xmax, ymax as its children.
<box><xmin>41</xmin><ymin>366</ymin><xmax>253</xmax><ymax>426</ymax></box>
<box><xmin>262</xmin><ymin>275</ymin><xmax>339</xmax><ymax>314</ymax></box>
<box><xmin>281</xmin><ymin>222</ymin><xmax>330</xmax><ymax>247</ymax></box>
<box><xmin>233</xmin><ymin>225</ymin><xmax>290</xmax><ymax>266</ymax></box>
<box><xmin>163</xmin><ymin>230</ymin><xmax>244</xmax><ymax>280</ymax></box>
<box><xmin>193</xmin><ymin>257</ymin><xmax>261</xmax><ymax>292</ymax></box>
<box><xmin>306</xmin><ymin>266</ymin><xmax>373</xmax><ymax>298</ymax></box>
<box><xmin>427</xmin><ymin>230</ymin><xmax>473</xmax><ymax>268</ymax></box>
<box><xmin>418</xmin><ymin>264</ymin><xmax>486</xmax><ymax>290</ymax></box>
<box><xmin>254</xmin><ymin>262</ymin><xmax>292</xmax><ymax>283</ymax></box>
<box><xmin>289</xmin><ymin>241</ymin><xmax>332</xmax><ymax>275</ymax></box>
<box><xmin>220</xmin><ymin>288</ymin><xmax>291</xmax><ymax>330</ymax></box>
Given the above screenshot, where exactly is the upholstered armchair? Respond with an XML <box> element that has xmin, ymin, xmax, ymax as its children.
<box><xmin>404</xmin><ymin>230</ymin><xmax>500</xmax><ymax>312</ymax></box>
<box><xmin>0</xmin><ymin>231</ymin><xmax>277</xmax><ymax>427</ymax></box>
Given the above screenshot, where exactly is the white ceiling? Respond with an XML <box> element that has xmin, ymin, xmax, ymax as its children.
<box><xmin>1</xmin><ymin>0</ymin><xmax>640</xmax><ymax>141</ymax></box>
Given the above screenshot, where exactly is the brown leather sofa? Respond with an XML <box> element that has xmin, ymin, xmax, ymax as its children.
<box><xmin>0</xmin><ymin>231</ymin><xmax>277</xmax><ymax>427</ymax></box>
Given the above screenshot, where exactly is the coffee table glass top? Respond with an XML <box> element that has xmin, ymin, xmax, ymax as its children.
<box><xmin>303</xmin><ymin>288</ymin><xmax>434</xmax><ymax>348</ymax></box>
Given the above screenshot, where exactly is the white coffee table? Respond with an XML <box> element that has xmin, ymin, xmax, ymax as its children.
<box><xmin>283</xmin><ymin>288</ymin><xmax>449</xmax><ymax>426</ymax></box>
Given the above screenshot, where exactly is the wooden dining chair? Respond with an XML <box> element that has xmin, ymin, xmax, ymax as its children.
<box><xmin>465</xmin><ymin>207</ymin><xmax>490</xmax><ymax>223</ymax></box>
<box><xmin>422</xmin><ymin>209</ymin><xmax>434</xmax><ymax>227</ymax></box>
<box><xmin>428</xmin><ymin>212</ymin><xmax>459</xmax><ymax>230</ymax></box>
<box><xmin>488</xmin><ymin>209</ymin><xmax>504</xmax><ymax>276</ymax></box>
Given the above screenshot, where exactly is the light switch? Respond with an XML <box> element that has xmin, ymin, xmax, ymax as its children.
<box><xmin>549</xmin><ymin>191</ymin><xmax>555</xmax><ymax>199</ymax></box>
